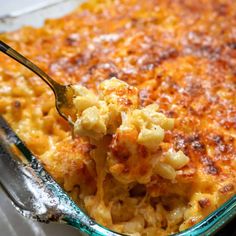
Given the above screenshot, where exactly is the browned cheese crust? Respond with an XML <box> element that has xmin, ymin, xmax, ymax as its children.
<box><xmin>0</xmin><ymin>0</ymin><xmax>235</xmax><ymax>235</ymax></box>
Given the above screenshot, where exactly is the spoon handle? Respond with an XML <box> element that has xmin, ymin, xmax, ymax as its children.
<box><xmin>0</xmin><ymin>40</ymin><xmax>76</xmax><ymax>124</ymax></box>
<box><xmin>0</xmin><ymin>40</ymin><xmax>62</xmax><ymax>92</ymax></box>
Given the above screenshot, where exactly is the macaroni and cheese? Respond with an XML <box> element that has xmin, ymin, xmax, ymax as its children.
<box><xmin>0</xmin><ymin>0</ymin><xmax>235</xmax><ymax>235</ymax></box>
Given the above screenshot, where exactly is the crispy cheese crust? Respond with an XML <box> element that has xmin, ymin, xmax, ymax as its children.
<box><xmin>0</xmin><ymin>0</ymin><xmax>235</xmax><ymax>235</ymax></box>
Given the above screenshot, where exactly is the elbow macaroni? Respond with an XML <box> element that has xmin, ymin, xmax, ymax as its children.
<box><xmin>137</xmin><ymin>126</ymin><xmax>164</xmax><ymax>150</ymax></box>
<box><xmin>164</xmin><ymin>150</ymin><xmax>190</xmax><ymax>170</ymax></box>
<box><xmin>155</xmin><ymin>162</ymin><xmax>176</xmax><ymax>180</ymax></box>
<box><xmin>74</xmin><ymin>106</ymin><xmax>107</xmax><ymax>139</ymax></box>
<box><xmin>73</xmin><ymin>77</ymin><xmax>139</xmax><ymax>138</ymax></box>
<box><xmin>73</xmin><ymin>78</ymin><xmax>189</xmax><ymax>183</ymax></box>
<box><xmin>73</xmin><ymin>85</ymin><xmax>99</xmax><ymax>113</ymax></box>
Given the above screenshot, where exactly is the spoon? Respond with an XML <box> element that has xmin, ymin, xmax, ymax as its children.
<box><xmin>0</xmin><ymin>40</ymin><xmax>76</xmax><ymax>125</ymax></box>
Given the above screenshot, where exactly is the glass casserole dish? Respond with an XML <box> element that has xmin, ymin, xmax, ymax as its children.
<box><xmin>0</xmin><ymin>0</ymin><xmax>235</xmax><ymax>236</ymax></box>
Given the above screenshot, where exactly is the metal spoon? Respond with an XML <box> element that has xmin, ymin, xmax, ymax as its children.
<box><xmin>0</xmin><ymin>40</ymin><xmax>76</xmax><ymax>125</ymax></box>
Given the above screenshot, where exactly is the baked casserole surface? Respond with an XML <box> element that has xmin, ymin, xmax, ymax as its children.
<box><xmin>0</xmin><ymin>0</ymin><xmax>235</xmax><ymax>235</ymax></box>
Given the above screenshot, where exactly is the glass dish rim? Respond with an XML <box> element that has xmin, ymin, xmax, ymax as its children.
<box><xmin>66</xmin><ymin>194</ymin><xmax>236</xmax><ymax>236</ymax></box>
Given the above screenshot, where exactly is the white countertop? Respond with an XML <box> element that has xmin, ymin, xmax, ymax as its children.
<box><xmin>0</xmin><ymin>0</ymin><xmax>80</xmax><ymax>32</ymax></box>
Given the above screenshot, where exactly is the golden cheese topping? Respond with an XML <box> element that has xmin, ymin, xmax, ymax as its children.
<box><xmin>0</xmin><ymin>0</ymin><xmax>235</xmax><ymax>235</ymax></box>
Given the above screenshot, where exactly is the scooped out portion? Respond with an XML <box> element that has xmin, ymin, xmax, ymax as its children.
<box><xmin>73</xmin><ymin>77</ymin><xmax>139</xmax><ymax>139</ymax></box>
<box><xmin>73</xmin><ymin>78</ymin><xmax>189</xmax><ymax>184</ymax></box>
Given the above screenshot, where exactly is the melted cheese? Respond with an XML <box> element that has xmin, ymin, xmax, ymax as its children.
<box><xmin>0</xmin><ymin>0</ymin><xmax>235</xmax><ymax>235</ymax></box>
